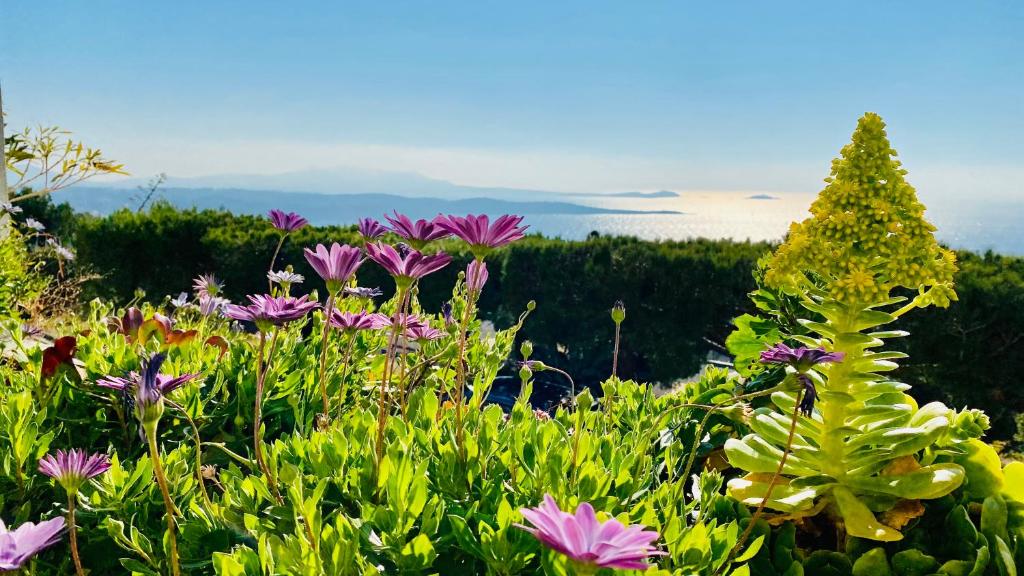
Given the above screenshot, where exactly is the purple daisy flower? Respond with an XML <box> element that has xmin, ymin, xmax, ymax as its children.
<box><xmin>38</xmin><ymin>449</ymin><xmax>111</xmax><ymax>494</ymax></box>
<box><xmin>760</xmin><ymin>343</ymin><xmax>845</xmax><ymax>415</ymax></box>
<box><xmin>516</xmin><ymin>494</ymin><xmax>665</xmax><ymax>571</ymax></box>
<box><xmin>192</xmin><ymin>273</ymin><xmax>224</xmax><ymax>298</ymax></box>
<box><xmin>0</xmin><ymin>516</ymin><xmax>66</xmax><ymax>571</ymax></box>
<box><xmin>434</xmin><ymin>213</ymin><xmax>527</xmax><ymax>258</ymax></box>
<box><xmin>329</xmin><ymin>310</ymin><xmax>383</xmax><ymax>332</ymax></box>
<box><xmin>384</xmin><ymin>211</ymin><xmax>451</xmax><ymax>248</ymax></box>
<box><xmin>97</xmin><ymin>354</ymin><xmax>201</xmax><ymax>426</ymax></box>
<box><xmin>358</xmin><ymin>217</ymin><xmax>388</xmax><ymax>241</ymax></box>
<box><xmin>96</xmin><ymin>366</ymin><xmax>201</xmax><ymax>397</ymax></box>
<box><xmin>303</xmin><ymin>243</ymin><xmax>364</xmax><ymax>293</ymax></box>
<box><xmin>366</xmin><ymin>242</ymin><xmax>451</xmax><ymax>287</ymax></box>
<box><xmin>759</xmin><ymin>343</ymin><xmax>845</xmax><ymax>371</ymax></box>
<box><xmin>370</xmin><ymin>313</ymin><xmax>429</xmax><ymax>331</ymax></box>
<box><xmin>405</xmin><ymin>324</ymin><xmax>444</xmax><ymax>343</ymax></box>
<box><xmin>268</xmin><ymin>209</ymin><xmax>308</xmax><ymax>233</ymax></box>
<box><xmin>466</xmin><ymin>260</ymin><xmax>488</xmax><ymax>294</ymax></box>
<box><xmin>198</xmin><ymin>294</ymin><xmax>231</xmax><ymax>317</ymax></box>
<box><xmin>224</xmin><ymin>294</ymin><xmax>319</xmax><ymax>330</ymax></box>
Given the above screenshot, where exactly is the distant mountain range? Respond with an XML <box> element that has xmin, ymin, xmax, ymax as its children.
<box><xmin>55</xmin><ymin>186</ymin><xmax>682</xmax><ymax>225</ymax></box>
<box><xmin>60</xmin><ymin>167</ymin><xmax>682</xmax><ymax>223</ymax></box>
<box><xmin>95</xmin><ymin>168</ymin><xmax>680</xmax><ymax>202</ymax></box>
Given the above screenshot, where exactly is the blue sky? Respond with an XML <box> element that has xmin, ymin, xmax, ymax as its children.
<box><xmin>3</xmin><ymin>1</ymin><xmax>1022</xmax><ymax>198</ymax></box>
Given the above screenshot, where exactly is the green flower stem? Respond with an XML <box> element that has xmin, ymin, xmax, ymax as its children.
<box><xmin>611</xmin><ymin>320</ymin><xmax>622</xmax><ymax>378</ymax></box>
<box><xmin>375</xmin><ymin>287</ymin><xmax>409</xmax><ymax>469</ymax></box>
<box><xmin>334</xmin><ymin>333</ymin><xmax>357</xmax><ymax>414</ymax></box>
<box><xmin>266</xmin><ymin>234</ymin><xmax>287</xmax><ymax>293</ymax></box>
<box><xmin>13</xmin><ymin>464</ymin><xmax>25</xmax><ymax>499</ymax></box>
<box><xmin>454</xmin><ymin>286</ymin><xmax>477</xmax><ymax>460</ymax></box>
<box><xmin>166</xmin><ymin>398</ymin><xmax>212</xmax><ymax>509</ymax></box>
<box><xmin>890</xmin><ymin>299</ymin><xmax>919</xmax><ymax>320</ymax></box>
<box><xmin>254</xmin><ymin>328</ymin><xmax>284</xmax><ymax>504</ymax></box>
<box><xmin>714</xmin><ymin>390</ymin><xmax>804</xmax><ymax>576</ymax></box>
<box><xmin>145</xmin><ymin>421</ymin><xmax>181</xmax><ymax>576</ymax></box>
<box><xmin>570</xmin><ymin>562</ymin><xmax>598</xmax><ymax>576</ymax></box>
<box><xmin>396</xmin><ymin>299</ymin><xmax>418</xmax><ymax>419</ymax></box>
<box><xmin>67</xmin><ymin>492</ymin><xmax>84</xmax><ymax>576</ymax></box>
<box><xmin>316</xmin><ymin>293</ymin><xmax>337</xmax><ymax>418</ymax></box>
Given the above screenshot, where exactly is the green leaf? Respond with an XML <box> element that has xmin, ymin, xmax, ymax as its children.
<box><xmin>120</xmin><ymin>558</ymin><xmax>160</xmax><ymax>575</ymax></box>
<box><xmin>727</xmin><ymin>474</ymin><xmax>821</xmax><ymax>512</ymax></box>
<box><xmin>844</xmin><ymin>463</ymin><xmax>964</xmax><ymax>500</ymax></box>
<box><xmin>853</xmin><ymin>548</ymin><xmax>891</xmax><ymax>576</ymax></box>
<box><xmin>832</xmin><ymin>486</ymin><xmax>903</xmax><ymax>542</ymax></box>
<box><xmin>953</xmin><ymin>439</ymin><xmax>1004</xmax><ymax>498</ymax></box>
<box><xmin>891</xmin><ymin>549</ymin><xmax>939</xmax><ymax>576</ymax></box>
<box><xmin>1001</xmin><ymin>461</ymin><xmax>1024</xmax><ymax>503</ymax></box>
<box><xmin>992</xmin><ymin>535</ymin><xmax>1017</xmax><ymax>576</ymax></box>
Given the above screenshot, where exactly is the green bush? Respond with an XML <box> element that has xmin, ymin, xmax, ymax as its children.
<box><xmin>21</xmin><ymin>196</ymin><xmax>1024</xmax><ymax>439</ymax></box>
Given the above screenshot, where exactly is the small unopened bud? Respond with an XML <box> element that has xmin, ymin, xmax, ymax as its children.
<box><xmin>611</xmin><ymin>300</ymin><xmax>626</xmax><ymax>324</ymax></box>
<box><xmin>520</xmin><ymin>340</ymin><xmax>534</xmax><ymax>360</ymax></box>
<box><xmin>719</xmin><ymin>403</ymin><xmax>753</xmax><ymax>425</ymax></box>
<box><xmin>315</xmin><ymin>413</ymin><xmax>330</xmax><ymax>430</ymax></box>
<box><xmin>519</xmin><ymin>364</ymin><xmax>533</xmax><ymax>382</ymax></box>
<box><xmin>521</xmin><ymin>360</ymin><xmax>546</xmax><ymax>372</ymax></box>
<box><xmin>526</xmin><ymin>300</ymin><xmax>536</xmax><ymax>311</ymax></box>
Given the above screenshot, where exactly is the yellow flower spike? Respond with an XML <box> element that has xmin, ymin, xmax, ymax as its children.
<box><xmin>766</xmin><ymin>113</ymin><xmax>957</xmax><ymax>307</ymax></box>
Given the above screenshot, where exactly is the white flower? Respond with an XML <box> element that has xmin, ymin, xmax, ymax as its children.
<box><xmin>46</xmin><ymin>238</ymin><xmax>75</xmax><ymax>261</ymax></box>
<box><xmin>267</xmin><ymin>270</ymin><xmax>304</xmax><ymax>285</ymax></box>
<box><xmin>0</xmin><ymin>202</ymin><xmax>23</xmax><ymax>215</ymax></box>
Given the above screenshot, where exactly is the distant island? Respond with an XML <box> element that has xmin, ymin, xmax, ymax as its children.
<box><xmin>747</xmin><ymin>194</ymin><xmax>780</xmax><ymax>200</ymax></box>
<box><xmin>606</xmin><ymin>190</ymin><xmax>680</xmax><ymax>199</ymax></box>
<box><xmin>57</xmin><ymin>186</ymin><xmax>683</xmax><ymax>224</ymax></box>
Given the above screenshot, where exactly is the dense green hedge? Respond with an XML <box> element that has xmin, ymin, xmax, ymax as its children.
<box><xmin>23</xmin><ymin>198</ymin><xmax>1024</xmax><ymax>439</ymax></box>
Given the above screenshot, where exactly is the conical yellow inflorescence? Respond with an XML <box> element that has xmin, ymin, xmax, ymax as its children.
<box><xmin>766</xmin><ymin>113</ymin><xmax>957</xmax><ymax>306</ymax></box>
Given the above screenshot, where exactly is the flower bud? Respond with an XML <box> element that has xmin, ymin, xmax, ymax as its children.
<box><xmin>519</xmin><ymin>363</ymin><xmax>533</xmax><ymax>382</ymax></box>
<box><xmin>719</xmin><ymin>403</ymin><xmax>753</xmax><ymax>425</ymax></box>
<box><xmin>520</xmin><ymin>339</ymin><xmax>534</xmax><ymax>360</ymax></box>
<box><xmin>611</xmin><ymin>300</ymin><xmax>626</xmax><ymax>324</ymax></box>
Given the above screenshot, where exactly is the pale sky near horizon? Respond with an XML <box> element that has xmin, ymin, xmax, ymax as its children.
<box><xmin>3</xmin><ymin>1</ymin><xmax>1023</xmax><ymax>201</ymax></box>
